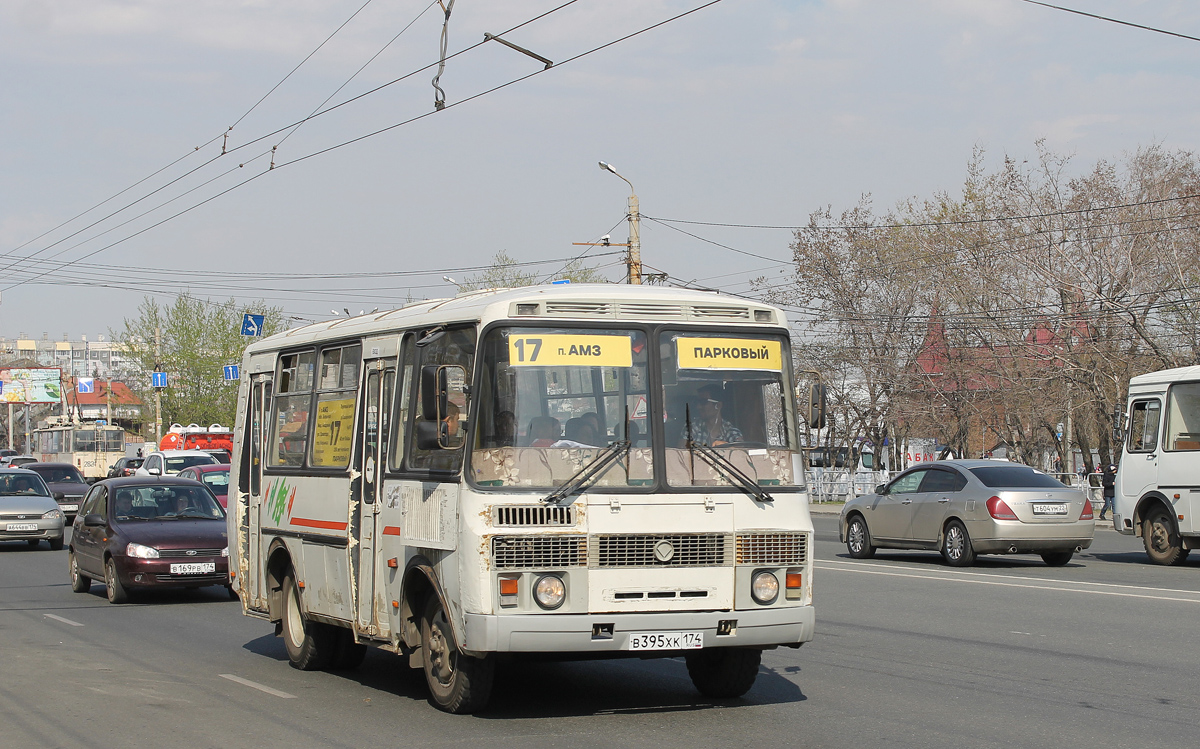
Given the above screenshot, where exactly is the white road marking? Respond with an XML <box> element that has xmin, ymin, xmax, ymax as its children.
<box><xmin>815</xmin><ymin>562</ymin><xmax>1200</xmax><ymax>604</ymax></box>
<box><xmin>43</xmin><ymin>613</ymin><xmax>84</xmax><ymax>627</ymax></box>
<box><xmin>219</xmin><ymin>673</ymin><xmax>297</xmax><ymax>699</ymax></box>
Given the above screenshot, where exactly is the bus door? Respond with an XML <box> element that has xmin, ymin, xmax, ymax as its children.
<box><xmin>1121</xmin><ymin>396</ymin><xmax>1162</xmax><ymax>508</ymax></box>
<box><xmin>353</xmin><ymin>358</ymin><xmax>395</xmax><ymax>637</ymax></box>
<box><xmin>243</xmin><ymin>375</ymin><xmax>272</xmax><ymax>609</ymax></box>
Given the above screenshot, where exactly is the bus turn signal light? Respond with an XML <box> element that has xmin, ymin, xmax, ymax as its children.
<box><xmin>785</xmin><ymin>573</ymin><xmax>802</xmax><ymax>589</ymax></box>
<box><xmin>986</xmin><ymin>496</ymin><xmax>1018</xmax><ymax>520</ymax></box>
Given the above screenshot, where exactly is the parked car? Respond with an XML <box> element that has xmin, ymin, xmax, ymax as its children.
<box><xmin>134</xmin><ymin>450</ymin><xmax>219</xmax><ymax>477</ymax></box>
<box><xmin>22</xmin><ymin>462</ymin><xmax>89</xmax><ymax>523</ymax></box>
<box><xmin>3</xmin><ymin>455</ymin><xmax>39</xmax><ymax>467</ymax></box>
<box><xmin>107</xmin><ymin>457</ymin><xmax>145</xmax><ymax>478</ymax></box>
<box><xmin>0</xmin><ymin>468</ymin><xmax>65</xmax><ymax>550</ymax></box>
<box><xmin>68</xmin><ymin>476</ymin><xmax>232</xmax><ymax>603</ymax></box>
<box><xmin>839</xmin><ymin>459</ymin><xmax>1095</xmax><ymax>566</ymax></box>
<box><xmin>176</xmin><ymin>464</ymin><xmax>231</xmax><ymax>508</ymax></box>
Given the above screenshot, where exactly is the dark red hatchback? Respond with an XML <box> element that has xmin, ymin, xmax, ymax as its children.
<box><xmin>68</xmin><ymin>476</ymin><xmax>232</xmax><ymax>604</ymax></box>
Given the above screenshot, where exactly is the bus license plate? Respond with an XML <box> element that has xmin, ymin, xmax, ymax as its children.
<box><xmin>170</xmin><ymin>563</ymin><xmax>216</xmax><ymax>575</ymax></box>
<box><xmin>6</xmin><ymin>523</ymin><xmax>38</xmax><ymax>532</ymax></box>
<box><xmin>627</xmin><ymin>632</ymin><xmax>703</xmax><ymax>651</ymax></box>
<box><xmin>1032</xmin><ymin>503</ymin><xmax>1069</xmax><ymax>515</ymax></box>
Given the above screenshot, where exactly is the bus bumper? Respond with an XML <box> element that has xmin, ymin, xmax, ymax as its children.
<box><xmin>462</xmin><ymin>605</ymin><xmax>814</xmax><ymax>654</ymax></box>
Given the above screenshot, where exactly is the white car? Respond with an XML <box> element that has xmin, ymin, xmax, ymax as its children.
<box><xmin>134</xmin><ymin>450</ymin><xmax>219</xmax><ymax>477</ymax></box>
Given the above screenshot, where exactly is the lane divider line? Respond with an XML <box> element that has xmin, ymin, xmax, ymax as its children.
<box><xmin>43</xmin><ymin>613</ymin><xmax>84</xmax><ymax>627</ymax></box>
<box><xmin>818</xmin><ymin>557</ymin><xmax>1200</xmax><ymax>595</ymax></box>
<box><xmin>814</xmin><ymin>563</ymin><xmax>1200</xmax><ymax>604</ymax></box>
<box><xmin>219</xmin><ymin>673</ymin><xmax>297</xmax><ymax>699</ymax></box>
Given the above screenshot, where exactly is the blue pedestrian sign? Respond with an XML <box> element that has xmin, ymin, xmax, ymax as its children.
<box><xmin>223</xmin><ymin>364</ymin><xmax>240</xmax><ymax>381</ymax></box>
<box><xmin>77</xmin><ymin>377</ymin><xmax>94</xmax><ymax>394</ymax></box>
<box><xmin>152</xmin><ymin>371</ymin><xmax>168</xmax><ymax>389</ymax></box>
<box><xmin>241</xmin><ymin>313</ymin><xmax>266</xmax><ymax>337</ymax></box>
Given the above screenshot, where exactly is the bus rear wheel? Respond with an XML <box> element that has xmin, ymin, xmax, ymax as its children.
<box><xmin>421</xmin><ymin>595</ymin><xmax>494</xmax><ymax>714</ymax></box>
<box><xmin>1143</xmin><ymin>508</ymin><xmax>1188</xmax><ymax>566</ymax></box>
<box><xmin>685</xmin><ymin>647</ymin><xmax>762</xmax><ymax>698</ymax></box>
<box><xmin>281</xmin><ymin>574</ymin><xmax>335</xmax><ymax>670</ymax></box>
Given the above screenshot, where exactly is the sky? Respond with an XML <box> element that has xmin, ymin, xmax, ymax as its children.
<box><xmin>3</xmin><ymin>0</ymin><xmax>1200</xmax><ymax>339</ymax></box>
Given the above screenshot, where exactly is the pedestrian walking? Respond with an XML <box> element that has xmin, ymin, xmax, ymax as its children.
<box><xmin>1100</xmin><ymin>463</ymin><xmax>1117</xmax><ymax>520</ymax></box>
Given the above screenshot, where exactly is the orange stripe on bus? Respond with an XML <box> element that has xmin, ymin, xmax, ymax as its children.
<box><xmin>289</xmin><ymin>517</ymin><xmax>348</xmax><ymax>531</ymax></box>
<box><xmin>382</xmin><ymin>526</ymin><xmax>402</xmax><ymax>536</ymax></box>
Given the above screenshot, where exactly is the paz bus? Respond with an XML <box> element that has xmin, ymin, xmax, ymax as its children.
<box><xmin>34</xmin><ymin>417</ymin><xmax>127</xmax><ymax>480</ymax></box>
<box><xmin>229</xmin><ymin>284</ymin><xmax>818</xmax><ymax>713</ymax></box>
<box><xmin>1113</xmin><ymin>365</ymin><xmax>1200</xmax><ymax>565</ymax></box>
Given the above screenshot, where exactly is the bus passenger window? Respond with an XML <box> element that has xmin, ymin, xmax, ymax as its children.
<box><xmin>270</xmin><ymin>351</ymin><xmax>315</xmax><ymax>467</ymax></box>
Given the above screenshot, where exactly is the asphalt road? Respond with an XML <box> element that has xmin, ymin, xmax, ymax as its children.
<box><xmin>2</xmin><ymin>517</ymin><xmax>1198</xmax><ymax>748</ymax></box>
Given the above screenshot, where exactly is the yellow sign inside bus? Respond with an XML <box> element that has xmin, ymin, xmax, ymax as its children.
<box><xmin>677</xmin><ymin>337</ymin><xmax>783</xmax><ymax>371</ymax></box>
<box><xmin>508</xmin><ymin>334</ymin><xmax>633</xmax><ymax>368</ymax></box>
<box><xmin>311</xmin><ymin>397</ymin><xmax>355</xmax><ymax>466</ymax></box>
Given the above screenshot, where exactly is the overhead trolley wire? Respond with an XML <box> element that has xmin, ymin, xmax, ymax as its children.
<box><xmin>1017</xmin><ymin>0</ymin><xmax>1200</xmax><ymax>44</ymax></box>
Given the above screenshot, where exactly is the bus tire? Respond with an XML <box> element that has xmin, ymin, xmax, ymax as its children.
<box><xmin>845</xmin><ymin>514</ymin><xmax>875</xmax><ymax>559</ymax></box>
<box><xmin>685</xmin><ymin>647</ymin><xmax>762</xmax><ymax>698</ymax></box>
<box><xmin>330</xmin><ymin>628</ymin><xmax>368</xmax><ymax>671</ymax></box>
<box><xmin>281</xmin><ymin>574</ymin><xmax>335</xmax><ymax>670</ymax></box>
<box><xmin>421</xmin><ymin>595</ymin><xmax>494</xmax><ymax>714</ymax></box>
<box><xmin>1143</xmin><ymin>508</ymin><xmax>1186</xmax><ymax>566</ymax></box>
<box><xmin>69</xmin><ymin>551</ymin><xmax>91</xmax><ymax>593</ymax></box>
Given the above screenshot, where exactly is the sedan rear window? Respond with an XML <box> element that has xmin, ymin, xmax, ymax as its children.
<box><xmin>165</xmin><ymin>455</ymin><xmax>218</xmax><ymax>472</ymax></box>
<box><xmin>29</xmin><ymin>466</ymin><xmax>86</xmax><ymax>484</ymax></box>
<box><xmin>969</xmin><ymin>465</ymin><xmax>1066</xmax><ymax>489</ymax></box>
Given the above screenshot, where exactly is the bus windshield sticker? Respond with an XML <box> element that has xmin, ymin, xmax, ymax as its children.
<box><xmin>676</xmin><ymin>337</ymin><xmax>783</xmax><ymax>371</ymax></box>
<box><xmin>312</xmin><ymin>397</ymin><xmax>356</xmax><ymax>466</ymax></box>
<box><xmin>508</xmin><ymin>334</ymin><xmax>633</xmax><ymax>368</ymax></box>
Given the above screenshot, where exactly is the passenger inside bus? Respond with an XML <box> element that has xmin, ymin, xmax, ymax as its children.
<box><xmin>553</xmin><ymin>417</ymin><xmax>600</xmax><ymax>448</ymax></box>
<box><xmin>527</xmin><ymin>416</ymin><xmax>561</xmax><ymax>446</ymax></box>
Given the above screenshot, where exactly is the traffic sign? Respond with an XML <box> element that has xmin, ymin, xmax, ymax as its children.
<box><xmin>152</xmin><ymin>371</ymin><xmax>168</xmax><ymax>388</ymax></box>
<box><xmin>223</xmin><ymin>364</ymin><xmax>240</xmax><ymax>381</ymax></box>
<box><xmin>241</xmin><ymin>313</ymin><xmax>266</xmax><ymax>337</ymax></box>
<box><xmin>77</xmin><ymin>377</ymin><xmax>94</xmax><ymax>394</ymax></box>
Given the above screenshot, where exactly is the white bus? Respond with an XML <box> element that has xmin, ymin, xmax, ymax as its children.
<box><xmin>229</xmin><ymin>284</ymin><xmax>817</xmax><ymax>713</ymax></box>
<box><xmin>1113</xmin><ymin>365</ymin><xmax>1200</xmax><ymax>564</ymax></box>
<box><xmin>34</xmin><ymin>417</ymin><xmax>127</xmax><ymax>480</ymax></box>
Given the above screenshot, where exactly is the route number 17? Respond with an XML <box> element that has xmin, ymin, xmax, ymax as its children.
<box><xmin>512</xmin><ymin>338</ymin><xmax>543</xmax><ymax>362</ymax></box>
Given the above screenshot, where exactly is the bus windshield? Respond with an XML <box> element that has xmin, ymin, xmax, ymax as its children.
<box><xmin>471</xmin><ymin>326</ymin><xmax>652</xmax><ymax>489</ymax></box>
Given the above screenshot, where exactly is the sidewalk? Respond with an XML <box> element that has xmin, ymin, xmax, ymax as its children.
<box><xmin>809</xmin><ymin>502</ymin><xmax>845</xmax><ymax>516</ymax></box>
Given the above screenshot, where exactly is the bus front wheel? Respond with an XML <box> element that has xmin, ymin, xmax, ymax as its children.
<box><xmin>421</xmin><ymin>596</ymin><xmax>494</xmax><ymax>714</ymax></box>
<box><xmin>1143</xmin><ymin>508</ymin><xmax>1189</xmax><ymax>566</ymax></box>
<box><xmin>281</xmin><ymin>574</ymin><xmax>335</xmax><ymax>670</ymax></box>
<box><xmin>685</xmin><ymin>647</ymin><xmax>761</xmax><ymax>698</ymax></box>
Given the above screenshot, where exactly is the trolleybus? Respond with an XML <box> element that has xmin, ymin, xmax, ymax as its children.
<box><xmin>34</xmin><ymin>417</ymin><xmax>127</xmax><ymax>481</ymax></box>
<box><xmin>229</xmin><ymin>284</ymin><xmax>818</xmax><ymax>713</ymax></box>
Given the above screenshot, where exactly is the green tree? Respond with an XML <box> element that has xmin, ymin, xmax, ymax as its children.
<box><xmin>459</xmin><ymin>251</ymin><xmax>607</xmax><ymax>291</ymax></box>
<box><xmin>113</xmin><ymin>295</ymin><xmax>285</xmax><ymax>435</ymax></box>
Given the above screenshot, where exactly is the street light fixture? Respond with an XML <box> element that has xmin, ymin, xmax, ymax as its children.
<box><xmin>598</xmin><ymin>161</ymin><xmax>642</xmax><ymax>285</ymax></box>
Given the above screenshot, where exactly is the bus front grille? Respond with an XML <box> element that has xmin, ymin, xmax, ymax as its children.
<box><xmin>590</xmin><ymin>534</ymin><xmax>732</xmax><ymax>568</ymax></box>
<box><xmin>493</xmin><ymin>505</ymin><xmax>575</xmax><ymax>527</ymax></box>
<box><xmin>491</xmin><ymin>535</ymin><xmax>586</xmax><ymax>569</ymax></box>
<box><xmin>736</xmin><ymin>532</ymin><xmax>807</xmax><ymax>565</ymax></box>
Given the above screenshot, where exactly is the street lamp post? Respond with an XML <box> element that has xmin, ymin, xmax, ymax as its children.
<box><xmin>599</xmin><ymin>161</ymin><xmax>641</xmax><ymax>285</ymax></box>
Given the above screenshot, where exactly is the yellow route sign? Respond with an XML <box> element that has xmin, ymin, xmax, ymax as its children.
<box><xmin>677</xmin><ymin>337</ymin><xmax>783</xmax><ymax>371</ymax></box>
<box><xmin>508</xmin><ymin>334</ymin><xmax>633</xmax><ymax>367</ymax></box>
<box><xmin>311</xmin><ymin>396</ymin><xmax>355</xmax><ymax>466</ymax></box>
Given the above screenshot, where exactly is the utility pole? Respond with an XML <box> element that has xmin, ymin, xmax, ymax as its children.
<box><xmin>154</xmin><ymin>326</ymin><xmax>163</xmax><ymax>443</ymax></box>
<box><xmin>599</xmin><ymin>161</ymin><xmax>642</xmax><ymax>285</ymax></box>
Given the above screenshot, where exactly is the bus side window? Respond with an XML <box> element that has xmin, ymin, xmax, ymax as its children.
<box><xmin>1128</xmin><ymin>399</ymin><xmax>1161</xmax><ymax>453</ymax></box>
<box><xmin>389</xmin><ymin>336</ymin><xmax>415</xmax><ymax>473</ymax></box>
<box><xmin>408</xmin><ymin>327</ymin><xmax>475</xmax><ymax>472</ymax></box>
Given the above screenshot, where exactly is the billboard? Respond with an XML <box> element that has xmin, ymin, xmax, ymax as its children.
<box><xmin>0</xmin><ymin>368</ymin><xmax>63</xmax><ymax>404</ymax></box>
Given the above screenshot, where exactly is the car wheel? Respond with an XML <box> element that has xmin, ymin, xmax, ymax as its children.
<box><xmin>1142</xmin><ymin>507</ymin><xmax>1187</xmax><ymax>566</ymax></box>
<box><xmin>281</xmin><ymin>573</ymin><xmax>335</xmax><ymax>670</ymax></box>
<box><xmin>70</xmin><ymin>551</ymin><xmax>91</xmax><ymax>593</ymax></box>
<box><xmin>941</xmin><ymin>520</ymin><xmax>976</xmax><ymax>567</ymax></box>
<box><xmin>49</xmin><ymin>537</ymin><xmax>64</xmax><ymax>551</ymax></box>
<box><xmin>421</xmin><ymin>595</ymin><xmax>494</xmax><ymax>714</ymax></box>
<box><xmin>105</xmin><ymin>558</ymin><xmax>130</xmax><ymax>604</ymax></box>
<box><xmin>685</xmin><ymin>647</ymin><xmax>762</xmax><ymax>699</ymax></box>
<box><xmin>1040</xmin><ymin>550</ymin><xmax>1073</xmax><ymax>566</ymax></box>
<box><xmin>27</xmin><ymin>539</ymin><xmax>40</xmax><ymax>549</ymax></box>
<box><xmin>330</xmin><ymin>628</ymin><xmax>368</xmax><ymax>671</ymax></box>
<box><xmin>845</xmin><ymin>515</ymin><xmax>876</xmax><ymax>559</ymax></box>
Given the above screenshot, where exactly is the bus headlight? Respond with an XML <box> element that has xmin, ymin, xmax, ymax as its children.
<box><xmin>751</xmin><ymin>571</ymin><xmax>779</xmax><ymax>604</ymax></box>
<box><xmin>533</xmin><ymin>575</ymin><xmax>565</xmax><ymax>610</ymax></box>
<box><xmin>126</xmin><ymin>542</ymin><xmax>160</xmax><ymax>559</ymax></box>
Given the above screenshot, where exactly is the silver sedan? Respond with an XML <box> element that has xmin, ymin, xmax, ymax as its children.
<box><xmin>838</xmin><ymin>460</ymin><xmax>1094</xmax><ymax>566</ymax></box>
<box><xmin>1</xmin><ymin>468</ymin><xmax>66</xmax><ymax>550</ymax></box>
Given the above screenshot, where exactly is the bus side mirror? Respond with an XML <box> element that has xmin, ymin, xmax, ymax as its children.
<box><xmin>416</xmin><ymin>421</ymin><xmax>441</xmax><ymax>450</ymax></box>
<box><xmin>807</xmin><ymin>383</ymin><xmax>827</xmax><ymax>429</ymax></box>
<box><xmin>1111</xmin><ymin>407</ymin><xmax>1125</xmax><ymax>444</ymax></box>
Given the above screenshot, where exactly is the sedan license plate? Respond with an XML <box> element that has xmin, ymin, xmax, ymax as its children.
<box><xmin>170</xmin><ymin>562</ymin><xmax>216</xmax><ymax>575</ymax></box>
<box><xmin>60</xmin><ymin>504</ymin><xmax>78</xmax><ymax>512</ymax></box>
<box><xmin>6</xmin><ymin>523</ymin><xmax>38</xmax><ymax>532</ymax></box>
<box><xmin>1032</xmin><ymin>503</ymin><xmax>1069</xmax><ymax>516</ymax></box>
<box><xmin>627</xmin><ymin>631</ymin><xmax>703</xmax><ymax>651</ymax></box>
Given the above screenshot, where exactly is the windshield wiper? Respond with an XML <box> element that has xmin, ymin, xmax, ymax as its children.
<box><xmin>682</xmin><ymin>406</ymin><xmax>773</xmax><ymax>502</ymax></box>
<box><xmin>542</xmin><ymin>440</ymin><xmax>632</xmax><ymax>505</ymax></box>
